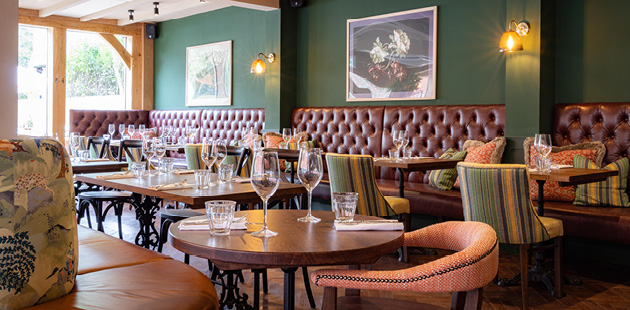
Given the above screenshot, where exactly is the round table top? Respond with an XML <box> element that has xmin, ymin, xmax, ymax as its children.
<box><xmin>169</xmin><ymin>210</ymin><xmax>404</xmax><ymax>270</ymax></box>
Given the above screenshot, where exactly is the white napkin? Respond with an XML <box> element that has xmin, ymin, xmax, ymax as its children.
<box><xmin>82</xmin><ymin>158</ymin><xmax>110</xmax><ymax>162</ymax></box>
<box><xmin>178</xmin><ymin>217</ymin><xmax>247</xmax><ymax>231</ymax></box>
<box><xmin>172</xmin><ymin>169</ymin><xmax>195</xmax><ymax>175</ymax></box>
<box><xmin>232</xmin><ymin>177</ymin><xmax>251</xmax><ymax>183</ymax></box>
<box><xmin>149</xmin><ymin>180</ymin><xmax>194</xmax><ymax>191</ymax></box>
<box><xmin>334</xmin><ymin>221</ymin><xmax>404</xmax><ymax>231</ymax></box>
<box><xmin>96</xmin><ymin>171</ymin><xmax>134</xmax><ymax>180</ymax></box>
<box><xmin>373</xmin><ymin>157</ymin><xmax>392</xmax><ymax>161</ymax></box>
<box><xmin>551</xmin><ymin>164</ymin><xmax>572</xmax><ymax>169</ymax></box>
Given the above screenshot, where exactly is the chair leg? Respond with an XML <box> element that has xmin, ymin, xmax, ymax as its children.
<box><xmin>158</xmin><ymin>218</ymin><xmax>174</xmax><ymax>253</ymax></box>
<box><xmin>451</xmin><ymin>287</ymin><xmax>483</xmax><ymax>310</ymax></box>
<box><xmin>262</xmin><ymin>269</ymin><xmax>268</xmax><ymax>293</ymax></box>
<box><xmin>321</xmin><ymin>287</ymin><xmax>337</xmax><ymax>310</ymax></box>
<box><xmin>520</xmin><ymin>244</ymin><xmax>530</xmax><ymax>310</ymax></box>
<box><xmin>84</xmin><ymin>205</ymin><xmax>92</xmax><ymax>228</ymax></box>
<box><xmin>115</xmin><ymin>203</ymin><xmax>124</xmax><ymax>239</ymax></box>
<box><xmin>253</xmin><ymin>269</ymin><xmax>261</xmax><ymax>309</ymax></box>
<box><xmin>184</xmin><ymin>254</ymin><xmax>190</xmax><ymax>265</ymax></box>
<box><xmin>398</xmin><ymin>213</ymin><xmax>410</xmax><ymax>263</ymax></box>
<box><xmin>554</xmin><ymin>236</ymin><xmax>563</xmax><ymax>298</ymax></box>
<box><xmin>302</xmin><ymin>267</ymin><xmax>316</xmax><ymax>308</ymax></box>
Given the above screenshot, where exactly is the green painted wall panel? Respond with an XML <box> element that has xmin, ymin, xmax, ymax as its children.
<box><xmin>154</xmin><ymin>7</ymin><xmax>280</xmax><ymax>111</ymax></box>
<box><xmin>296</xmin><ymin>0</ymin><xmax>507</xmax><ymax>108</ymax></box>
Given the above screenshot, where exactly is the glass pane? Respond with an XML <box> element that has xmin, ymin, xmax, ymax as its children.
<box><xmin>17</xmin><ymin>25</ymin><xmax>49</xmax><ymax>136</ymax></box>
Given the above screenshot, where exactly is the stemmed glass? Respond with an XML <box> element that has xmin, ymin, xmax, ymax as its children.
<box><xmin>294</xmin><ymin>128</ymin><xmax>304</xmax><ymax>148</ymax></box>
<box><xmin>535</xmin><ymin>134</ymin><xmax>553</xmax><ymax>172</ymax></box>
<box><xmin>128</xmin><ymin>125</ymin><xmax>136</xmax><ymax>139</ymax></box>
<box><xmin>142</xmin><ymin>138</ymin><xmax>156</xmax><ymax>176</ymax></box>
<box><xmin>138</xmin><ymin>125</ymin><xmax>146</xmax><ymax>138</ymax></box>
<box><xmin>186</xmin><ymin>125</ymin><xmax>199</xmax><ymax>143</ymax></box>
<box><xmin>400</xmin><ymin>134</ymin><xmax>409</xmax><ymax>159</ymax></box>
<box><xmin>250</xmin><ymin>150</ymin><xmax>281</xmax><ymax>237</ymax></box>
<box><xmin>297</xmin><ymin>147</ymin><xmax>324</xmax><ymax>223</ymax></box>
<box><xmin>169</xmin><ymin>126</ymin><xmax>177</xmax><ymax>144</ymax></box>
<box><xmin>154</xmin><ymin>138</ymin><xmax>167</xmax><ymax>170</ymax></box>
<box><xmin>70</xmin><ymin>132</ymin><xmax>81</xmax><ymax>161</ymax></box>
<box><xmin>282</xmin><ymin>128</ymin><xmax>292</xmax><ymax>149</ymax></box>
<box><xmin>215</xmin><ymin>140</ymin><xmax>227</xmax><ymax>165</ymax></box>
<box><xmin>119</xmin><ymin>124</ymin><xmax>126</xmax><ymax>139</ymax></box>
<box><xmin>201</xmin><ymin>138</ymin><xmax>217</xmax><ymax>178</ymax></box>
<box><xmin>108</xmin><ymin>124</ymin><xmax>115</xmax><ymax>139</ymax></box>
<box><xmin>392</xmin><ymin>129</ymin><xmax>405</xmax><ymax>161</ymax></box>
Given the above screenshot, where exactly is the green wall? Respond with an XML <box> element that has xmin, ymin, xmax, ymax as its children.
<box><xmin>556</xmin><ymin>0</ymin><xmax>630</xmax><ymax>103</ymax></box>
<box><xmin>154</xmin><ymin>7</ymin><xmax>280</xmax><ymax>111</ymax></box>
<box><xmin>295</xmin><ymin>0</ymin><xmax>507</xmax><ymax>107</ymax></box>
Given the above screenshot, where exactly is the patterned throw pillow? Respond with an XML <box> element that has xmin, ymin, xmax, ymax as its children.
<box><xmin>523</xmin><ymin>138</ymin><xmax>606</xmax><ymax>202</ymax></box>
<box><xmin>453</xmin><ymin>137</ymin><xmax>507</xmax><ymax>188</ymax></box>
<box><xmin>573</xmin><ymin>155</ymin><xmax>630</xmax><ymax>207</ymax></box>
<box><xmin>263</xmin><ymin>133</ymin><xmax>288</xmax><ymax>170</ymax></box>
<box><xmin>428</xmin><ymin>148</ymin><xmax>467</xmax><ymax>191</ymax></box>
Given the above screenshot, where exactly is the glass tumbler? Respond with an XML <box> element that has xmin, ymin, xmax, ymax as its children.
<box><xmin>205</xmin><ymin>200</ymin><xmax>236</xmax><ymax>236</ymax></box>
<box><xmin>332</xmin><ymin>192</ymin><xmax>359</xmax><ymax>223</ymax></box>
<box><xmin>219</xmin><ymin>163</ymin><xmax>234</xmax><ymax>183</ymax></box>
<box><xmin>130</xmin><ymin>162</ymin><xmax>146</xmax><ymax>178</ymax></box>
<box><xmin>194</xmin><ymin>170</ymin><xmax>210</xmax><ymax>189</ymax></box>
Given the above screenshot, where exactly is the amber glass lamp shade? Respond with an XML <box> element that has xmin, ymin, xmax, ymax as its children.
<box><xmin>499</xmin><ymin>30</ymin><xmax>523</xmax><ymax>52</ymax></box>
<box><xmin>251</xmin><ymin>59</ymin><xmax>267</xmax><ymax>74</ymax></box>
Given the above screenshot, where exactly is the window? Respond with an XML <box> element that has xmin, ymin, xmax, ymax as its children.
<box><xmin>17</xmin><ymin>25</ymin><xmax>49</xmax><ymax>136</ymax></box>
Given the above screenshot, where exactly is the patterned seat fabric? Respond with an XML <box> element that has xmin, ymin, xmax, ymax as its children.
<box><xmin>0</xmin><ymin>139</ymin><xmax>77</xmax><ymax>309</ymax></box>
<box><xmin>326</xmin><ymin>153</ymin><xmax>408</xmax><ymax>217</ymax></box>
<box><xmin>311</xmin><ymin>221</ymin><xmax>498</xmax><ymax>293</ymax></box>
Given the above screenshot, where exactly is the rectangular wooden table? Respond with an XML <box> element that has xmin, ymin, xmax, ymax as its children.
<box><xmin>71</xmin><ymin>160</ymin><xmax>128</xmax><ymax>174</ymax></box>
<box><xmin>75</xmin><ymin>172</ymin><xmax>306</xmax><ymax>249</ymax></box>
<box><xmin>373</xmin><ymin>157</ymin><xmax>462</xmax><ymax>197</ymax></box>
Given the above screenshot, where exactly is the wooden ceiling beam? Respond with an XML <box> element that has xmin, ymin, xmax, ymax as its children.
<box><xmin>228</xmin><ymin>0</ymin><xmax>278</xmax><ymax>10</ymax></box>
<box><xmin>19</xmin><ymin>8</ymin><xmax>142</xmax><ymax>36</ymax></box>
<box><xmin>80</xmin><ymin>0</ymin><xmax>152</xmax><ymax>22</ymax></box>
<box><xmin>99</xmin><ymin>33</ymin><xmax>132</xmax><ymax>69</ymax></box>
<box><xmin>39</xmin><ymin>0</ymin><xmax>93</xmax><ymax>18</ymax></box>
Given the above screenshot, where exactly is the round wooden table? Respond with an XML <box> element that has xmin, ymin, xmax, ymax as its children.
<box><xmin>169</xmin><ymin>210</ymin><xmax>404</xmax><ymax>310</ymax></box>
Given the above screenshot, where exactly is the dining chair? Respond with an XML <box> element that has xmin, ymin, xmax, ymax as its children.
<box><xmin>86</xmin><ymin>136</ymin><xmax>113</xmax><ymax>159</ymax></box>
<box><xmin>118</xmin><ymin>139</ymin><xmax>144</xmax><ymax>162</ymax></box>
<box><xmin>325</xmin><ymin>153</ymin><xmax>411</xmax><ymax>262</ymax></box>
<box><xmin>457</xmin><ymin>162</ymin><xmax>564</xmax><ymax>310</ymax></box>
<box><xmin>311</xmin><ymin>221</ymin><xmax>499</xmax><ymax>310</ymax></box>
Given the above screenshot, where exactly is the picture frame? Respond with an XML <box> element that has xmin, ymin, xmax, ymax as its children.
<box><xmin>347</xmin><ymin>6</ymin><xmax>437</xmax><ymax>101</ymax></box>
<box><xmin>185</xmin><ymin>40</ymin><xmax>232</xmax><ymax>106</ymax></box>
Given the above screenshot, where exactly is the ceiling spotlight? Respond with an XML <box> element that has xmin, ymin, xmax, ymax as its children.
<box><xmin>200</xmin><ymin>0</ymin><xmax>206</xmax><ymax>3</ymax></box>
<box><xmin>128</xmin><ymin>9</ymin><xmax>134</xmax><ymax>21</ymax></box>
<box><xmin>153</xmin><ymin>2</ymin><xmax>159</xmax><ymax>16</ymax></box>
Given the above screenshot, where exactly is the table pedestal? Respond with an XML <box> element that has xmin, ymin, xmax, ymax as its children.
<box><xmin>214</xmin><ymin>269</ymin><xmax>252</xmax><ymax>310</ymax></box>
<box><xmin>132</xmin><ymin>194</ymin><xmax>161</xmax><ymax>249</ymax></box>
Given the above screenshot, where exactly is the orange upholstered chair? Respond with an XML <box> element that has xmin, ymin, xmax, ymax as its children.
<box><xmin>311</xmin><ymin>221</ymin><xmax>499</xmax><ymax>310</ymax></box>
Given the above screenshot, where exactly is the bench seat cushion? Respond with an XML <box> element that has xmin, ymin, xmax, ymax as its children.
<box><xmin>376</xmin><ymin>180</ymin><xmax>464</xmax><ymax>220</ymax></box>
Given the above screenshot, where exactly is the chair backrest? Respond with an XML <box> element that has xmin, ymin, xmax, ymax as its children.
<box><xmin>118</xmin><ymin>139</ymin><xmax>144</xmax><ymax>162</ymax></box>
<box><xmin>457</xmin><ymin>162</ymin><xmax>551</xmax><ymax>244</ymax></box>
<box><xmin>86</xmin><ymin>136</ymin><xmax>109</xmax><ymax>159</ymax></box>
<box><xmin>326</xmin><ymin>153</ymin><xmax>395</xmax><ymax>217</ymax></box>
<box><xmin>226</xmin><ymin>145</ymin><xmax>250</xmax><ymax>177</ymax></box>
<box><xmin>185</xmin><ymin>144</ymin><xmax>250</xmax><ymax>175</ymax></box>
<box><xmin>0</xmin><ymin>138</ymin><xmax>77</xmax><ymax>309</ymax></box>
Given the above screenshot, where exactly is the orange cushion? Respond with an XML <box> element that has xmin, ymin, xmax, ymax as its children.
<box><xmin>263</xmin><ymin>135</ymin><xmax>287</xmax><ymax>170</ymax></box>
<box><xmin>453</xmin><ymin>142</ymin><xmax>499</xmax><ymax>188</ymax></box>
<box><xmin>529</xmin><ymin>148</ymin><xmax>598</xmax><ymax>202</ymax></box>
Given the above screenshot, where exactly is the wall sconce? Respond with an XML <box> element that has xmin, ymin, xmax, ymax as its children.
<box><xmin>499</xmin><ymin>20</ymin><xmax>530</xmax><ymax>52</ymax></box>
<box><xmin>251</xmin><ymin>53</ymin><xmax>275</xmax><ymax>74</ymax></box>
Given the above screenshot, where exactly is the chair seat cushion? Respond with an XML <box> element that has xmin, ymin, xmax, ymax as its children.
<box><xmin>160</xmin><ymin>209</ymin><xmax>204</xmax><ymax>221</ymax></box>
<box><xmin>383</xmin><ymin>196</ymin><xmax>410</xmax><ymax>215</ymax></box>
<box><xmin>78</xmin><ymin>191</ymin><xmax>133</xmax><ymax>200</ymax></box>
<box><xmin>538</xmin><ymin>216</ymin><xmax>564</xmax><ymax>238</ymax></box>
<box><xmin>377</xmin><ymin>179</ymin><xmax>464</xmax><ymax>220</ymax></box>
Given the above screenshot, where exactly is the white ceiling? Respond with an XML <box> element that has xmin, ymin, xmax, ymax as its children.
<box><xmin>19</xmin><ymin>0</ymin><xmax>278</xmax><ymax>26</ymax></box>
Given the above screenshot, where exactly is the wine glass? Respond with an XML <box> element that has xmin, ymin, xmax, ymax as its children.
<box><xmin>70</xmin><ymin>132</ymin><xmax>81</xmax><ymax>161</ymax></box>
<box><xmin>215</xmin><ymin>140</ymin><xmax>227</xmax><ymax>165</ymax></box>
<box><xmin>250</xmin><ymin>150</ymin><xmax>281</xmax><ymax>238</ymax></box>
<box><xmin>138</xmin><ymin>125</ymin><xmax>146</xmax><ymax>138</ymax></box>
<box><xmin>392</xmin><ymin>129</ymin><xmax>404</xmax><ymax>161</ymax></box>
<box><xmin>142</xmin><ymin>138</ymin><xmax>155</xmax><ymax>176</ymax></box>
<box><xmin>154</xmin><ymin>138</ymin><xmax>167</xmax><ymax>170</ymax></box>
<box><xmin>169</xmin><ymin>126</ymin><xmax>177</xmax><ymax>144</ymax></box>
<box><xmin>282</xmin><ymin>128</ymin><xmax>292</xmax><ymax>149</ymax></box>
<box><xmin>108</xmin><ymin>124</ymin><xmax>115</xmax><ymax>139</ymax></box>
<box><xmin>400</xmin><ymin>134</ymin><xmax>409</xmax><ymax>159</ymax></box>
<box><xmin>535</xmin><ymin>134</ymin><xmax>552</xmax><ymax>172</ymax></box>
<box><xmin>119</xmin><ymin>124</ymin><xmax>126</xmax><ymax>139</ymax></box>
<box><xmin>201</xmin><ymin>138</ymin><xmax>217</xmax><ymax>172</ymax></box>
<box><xmin>128</xmin><ymin>125</ymin><xmax>136</xmax><ymax>139</ymax></box>
<box><xmin>294</xmin><ymin>128</ymin><xmax>304</xmax><ymax>147</ymax></box>
<box><xmin>186</xmin><ymin>125</ymin><xmax>198</xmax><ymax>143</ymax></box>
<box><xmin>297</xmin><ymin>147</ymin><xmax>324</xmax><ymax>223</ymax></box>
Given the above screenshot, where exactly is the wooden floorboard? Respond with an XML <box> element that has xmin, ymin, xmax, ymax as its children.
<box><xmin>88</xmin><ymin>205</ymin><xmax>630</xmax><ymax>309</ymax></box>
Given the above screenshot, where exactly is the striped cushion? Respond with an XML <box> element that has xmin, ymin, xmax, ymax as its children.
<box><xmin>184</xmin><ymin>144</ymin><xmax>206</xmax><ymax>170</ymax></box>
<box><xmin>326</xmin><ymin>153</ymin><xmax>402</xmax><ymax>217</ymax></box>
<box><xmin>428</xmin><ymin>149</ymin><xmax>467</xmax><ymax>191</ymax></box>
<box><xmin>573</xmin><ymin>155</ymin><xmax>630</xmax><ymax>207</ymax></box>
<box><xmin>458</xmin><ymin>162</ymin><xmax>554</xmax><ymax>244</ymax></box>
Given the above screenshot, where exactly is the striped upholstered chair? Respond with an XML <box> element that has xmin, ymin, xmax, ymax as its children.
<box><xmin>311</xmin><ymin>221</ymin><xmax>499</xmax><ymax>310</ymax></box>
<box><xmin>457</xmin><ymin>162</ymin><xmax>563</xmax><ymax>310</ymax></box>
<box><xmin>326</xmin><ymin>153</ymin><xmax>410</xmax><ymax>261</ymax></box>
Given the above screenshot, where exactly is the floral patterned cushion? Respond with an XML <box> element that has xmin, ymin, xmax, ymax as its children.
<box><xmin>453</xmin><ymin>137</ymin><xmax>506</xmax><ymax>189</ymax></box>
<box><xmin>263</xmin><ymin>133</ymin><xmax>287</xmax><ymax>170</ymax></box>
<box><xmin>0</xmin><ymin>139</ymin><xmax>77</xmax><ymax>309</ymax></box>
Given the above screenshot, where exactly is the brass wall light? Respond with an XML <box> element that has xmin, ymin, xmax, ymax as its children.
<box><xmin>251</xmin><ymin>53</ymin><xmax>275</xmax><ymax>74</ymax></box>
<box><xmin>499</xmin><ymin>20</ymin><xmax>530</xmax><ymax>52</ymax></box>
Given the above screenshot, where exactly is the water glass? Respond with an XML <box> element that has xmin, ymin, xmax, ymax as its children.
<box><xmin>205</xmin><ymin>200</ymin><xmax>236</xmax><ymax>236</ymax></box>
<box><xmin>130</xmin><ymin>162</ymin><xmax>146</xmax><ymax>178</ymax></box>
<box><xmin>403</xmin><ymin>147</ymin><xmax>412</xmax><ymax>159</ymax></box>
<box><xmin>388</xmin><ymin>148</ymin><xmax>399</xmax><ymax>160</ymax></box>
<box><xmin>538</xmin><ymin>156</ymin><xmax>552</xmax><ymax>173</ymax></box>
<box><xmin>159</xmin><ymin>158</ymin><xmax>175</xmax><ymax>174</ymax></box>
<box><xmin>219</xmin><ymin>163</ymin><xmax>234</xmax><ymax>183</ymax></box>
<box><xmin>332</xmin><ymin>192</ymin><xmax>359</xmax><ymax>223</ymax></box>
<box><xmin>78</xmin><ymin>150</ymin><xmax>90</xmax><ymax>162</ymax></box>
<box><xmin>178</xmin><ymin>136</ymin><xmax>187</xmax><ymax>146</ymax></box>
<box><xmin>194</xmin><ymin>170</ymin><xmax>210</xmax><ymax>189</ymax></box>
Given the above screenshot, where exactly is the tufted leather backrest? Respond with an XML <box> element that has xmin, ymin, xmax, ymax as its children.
<box><xmin>70</xmin><ymin>110</ymin><xmax>150</xmax><ymax>139</ymax></box>
<box><xmin>148</xmin><ymin>110</ymin><xmax>202</xmax><ymax>143</ymax></box>
<box><xmin>199</xmin><ymin>108</ymin><xmax>265</xmax><ymax>144</ymax></box>
<box><xmin>554</xmin><ymin>103</ymin><xmax>630</xmax><ymax>165</ymax></box>
<box><xmin>292</xmin><ymin>105</ymin><xmax>505</xmax><ymax>182</ymax></box>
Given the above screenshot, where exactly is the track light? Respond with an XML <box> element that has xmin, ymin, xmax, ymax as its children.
<box><xmin>153</xmin><ymin>2</ymin><xmax>159</xmax><ymax>16</ymax></box>
<box><xmin>200</xmin><ymin>0</ymin><xmax>206</xmax><ymax>2</ymax></box>
<box><xmin>128</xmin><ymin>9</ymin><xmax>134</xmax><ymax>21</ymax></box>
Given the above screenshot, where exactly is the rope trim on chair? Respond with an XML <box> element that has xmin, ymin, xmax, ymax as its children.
<box><xmin>314</xmin><ymin>240</ymin><xmax>498</xmax><ymax>286</ymax></box>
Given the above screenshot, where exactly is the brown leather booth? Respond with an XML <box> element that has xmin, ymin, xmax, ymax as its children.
<box><xmin>544</xmin><ymin>102</ymin><xmax>630</xmax><ymax>245</ymax></box>
<box><xmin>292</xmin><ymin>105</ymin><xmax>506</xmax><ymax>219</ymax></box>
<box><xmin>25</xmin><ymin>226</ymin><xmax>218</xmax><ymax>309</ymax></box>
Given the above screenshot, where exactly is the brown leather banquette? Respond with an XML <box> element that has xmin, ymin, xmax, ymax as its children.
<box><xmin>25</xmin><ymin>226</ymin><xmax>218</xmax><ymax>309</ymax></box>
<box><xmin>543</xmin><ymin>102</ymin><xmax>630</xmax><ymax>245</ymax></box>
<box><xmin>292</xmin><ymin>105</ymin><xmax>506</xmax><ymax>219</ymax></box>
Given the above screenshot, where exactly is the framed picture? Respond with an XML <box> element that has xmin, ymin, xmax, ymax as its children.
<box><xmin>347</xmin><ymin>6</ymin><xmax>437</xmax><ymax>101</ymax></box>
<box><xmin>186</xmin><ymin>40</ymin><xmax>232</xmax><ymax>106</ymax></box>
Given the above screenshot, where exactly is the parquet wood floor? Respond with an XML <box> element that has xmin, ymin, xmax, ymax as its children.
<box><xmin>90</xmin><ymin>205</ymin><xmax>630</xmax><ymax>309</ymax></box>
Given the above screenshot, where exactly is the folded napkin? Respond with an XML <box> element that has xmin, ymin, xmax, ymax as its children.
<box><xmin>96</xmin><ymin>171</ymin><xmax>134</xmax><ymax>180</ymax></box>
<box><xmin>334</xmin><ymin>221</ymin><xmax>404</xmax><ymax>231</ymax></box>
<box><xmin>373</xmin><ymin>157</ymin><xmax>392</xmax><ymax>161</ymax></box>
<box><xmin>178</xmin><ymin>217</ymin><xmax>247</xmax><ymax>231</ymax></box>
<box><xmin>83</xmin><ymin>158</ymin><xmax>110</xmax><ymax>162</ymax></box>
<box><xmin>552</xmin><ymin>164</ymin><xmax>573</xmax><ymax>169</ymax></box>
<box><xmin>232</xmin><ymin>177</ymin><xmax>251</xmax><ymax>183</ymax></box>
<box><xmin>172</xmin><ymin>169</ymin><xmax>195</xmax><ymax>175</ymax></box>
<box><xmin>149</xmin><ymin>180</ymin><xmax>194</xmax><ymax>191</ymax></box>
